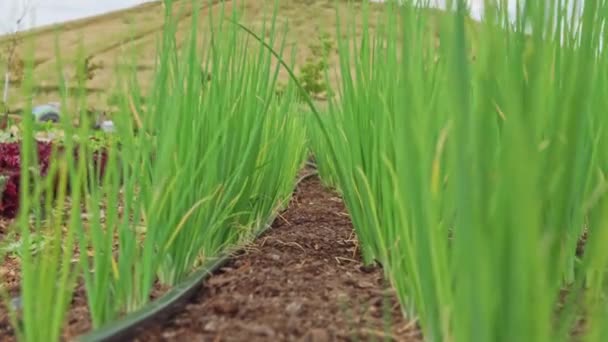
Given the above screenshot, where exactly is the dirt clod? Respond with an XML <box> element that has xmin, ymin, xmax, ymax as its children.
<box><xmin>359</xmin><ymin>264</ymin><xmax>378</xmax><ymax>273</ymax></box>
<box><xmin>210</xmin><ymin>300</ymin><xmax>239</xmax><ymax>316</ymax></box>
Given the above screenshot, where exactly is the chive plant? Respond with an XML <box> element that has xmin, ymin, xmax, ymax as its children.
<box><xmin>308</xmin><ymin>0</ymin><xmax>608</xmax><ymax>341</ymax></box>
<box><xmin>5</xmin><ymin>0</ymin><xmax>306</xmax><ymax>338</ymax></box>
<box><xmin>11</xmin><ymin>33</ymin><xmax>96</xmax><ymax>342</ymax></box>
<box><xmin>85</xmin><ymin>0</ymin><xmax>305</xmax><ymax>325</ymax></box>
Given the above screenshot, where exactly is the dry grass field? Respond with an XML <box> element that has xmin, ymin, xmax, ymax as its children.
<box><xmin>0</xmin><ymin>0</ymin><xmax>394</xmax><ymax>114</ymax></box>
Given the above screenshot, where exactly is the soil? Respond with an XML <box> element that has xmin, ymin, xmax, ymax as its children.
<box><xmin>0</xmin><ymin>218</ymin><xmax>20</xmax><ymax>297</ymax></box>
<box><xmin>131</xmin><ymin>176</ymin><xmax>421</xmax><ymax>342</ymax></box>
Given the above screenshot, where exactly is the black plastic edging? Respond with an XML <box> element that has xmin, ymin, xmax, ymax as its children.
<box><xmin>75</xmin><ymin>170</ymin><xmax>318</xmax><ymax>342</ymax></box>
<box><xmin>76</xmin><ymin>255</ymin><xmax>230</xmax><ymax>342</ymax></box>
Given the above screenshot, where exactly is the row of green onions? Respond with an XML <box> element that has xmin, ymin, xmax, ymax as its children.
<box><xmin>3</xmin><ymin>1</ymin><xmax>306</xmax><ymax>341</ymax></box>
<box><xmin>308</xmin><ymin>0</ymin><xmax>608</xmax><ymax>341</ymax></box>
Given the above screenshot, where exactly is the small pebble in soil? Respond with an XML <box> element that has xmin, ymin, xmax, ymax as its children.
<box><xmin>161</xmin><ymin>330</ymin><xmax>180</xmax><ymax>339</ymax></box>
<box><xmin>269</xmin><ymin>253</ymin><xmax>281</xmax><ymax>261</ymax></box>
<box><xmin>203</xmin><ymin>320</ymin><xmax>220</xmax><ymax>332</ymax></box>
<box><xmin>10</xmin><ymin>297</ymin><xmax>21</xmax><ymax>310</ymax></box>
<box><xmin>286</xmin><ymin>301</ymin><xmax>303</xmax><ymax>315</ymax></box>
<box><xmin>355</xmin><ymin>280</ymin><xmax>375</xmax><ymax>289</ymax></box>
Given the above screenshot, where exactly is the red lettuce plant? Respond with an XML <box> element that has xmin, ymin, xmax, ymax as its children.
<box><xmin>0</xmin><ymin>141</ymin><xmax>108</xmax><ymax>219</ymax></box>
<box><xmin>1</xmin><ymin>141</ymin><xmax>53</xmax><ymax>218</ymax></box>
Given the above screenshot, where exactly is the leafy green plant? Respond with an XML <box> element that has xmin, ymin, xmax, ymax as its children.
<box><xmin>1</xmin><ymin>1</ymin><xmax>32</xmax><ymax>131</ymax></box>
<box><xmin>0</xmin><ymin>174</ymin><xmax>6</xmax><ymax>195</ymax></box>
<box><xmin>298</xmin><ymin>31</ymin><xmax>334</xmax><ymax>99</ymax></box>
<box><xmin>0</xmin><ymin>233</ymin><xmax>48</xmax><ymax>258</ymax></box>
<box><xmin>77</xmin><ymin>56</ymin><xmax>104</xmax><ymax>81</ymax></box>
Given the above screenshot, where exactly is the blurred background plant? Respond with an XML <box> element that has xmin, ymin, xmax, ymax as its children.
<box><xmin>296</xmin><ymin>30</ymin><xmax>334</xmax><ymax>101</ymax></box>
<box><xmin>1</xmin><ymin>0</ymin><xmax>31</xmax><ymax>129</ymax></box>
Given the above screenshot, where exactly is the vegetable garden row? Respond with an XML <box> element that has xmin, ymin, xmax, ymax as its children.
<box><xmin>2</xmin><ymin>0</ymin><xmax>608</xmax><ymax>341</ymax></box>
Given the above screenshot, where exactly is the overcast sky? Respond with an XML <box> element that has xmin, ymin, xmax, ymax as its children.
<box><xmin>0</xmin><ymin>0</ymin><xmax>153</xmax><ymax>34</ymax></box>
<box><xmin>0</xmin><ymin>0</ymin><xmax>510</xmax><ymax>34</ymax></box>
<box><xmin>0</xmin><ymin>0</ymin><xmax>586</xmax><ymax>35</ymax></box>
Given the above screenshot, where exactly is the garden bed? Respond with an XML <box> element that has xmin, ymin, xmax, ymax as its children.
<box><xmin>0</xmin><ymin>171</ymin><xmax>591</xmax><ymax>341</ymax></box>
<box><xmin>0</xmin><ymin>197</ymin><xmax>170</xmax><ymax>342</ymax></box>
<box><xmin>1</xmin><ymin>173</ymin><xmax>419</xmax><ymax>341</ymax></box>
<box><xmin>0</xmin><ymin>273</ymin><xmax>168</xmax><ymax>341</ymax></box>
<box><xmin>130</xmin><ymin>176</ymin><xmax>421</xmax><ymax>341</ymax></box>
<box><xmin>0</xmin><ymin>136</ymin><xmax>160</xmax><ymax>341</ymax></box>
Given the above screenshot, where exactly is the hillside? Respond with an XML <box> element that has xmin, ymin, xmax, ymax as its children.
<box><xmin>0</xmin><ymin>0</ymin><xmax>390</xmax><ymax>112</ymax></box>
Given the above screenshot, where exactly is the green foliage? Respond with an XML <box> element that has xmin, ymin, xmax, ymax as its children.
<box><xmin>0</xmin><ymin>174</ymin><xmax>6</xmax><ymax>195</ymax></box>
<box><xmin>5</xmin><ymin>1</ymin><xmax>608</xmax><ymax>341</ymax></box>
<box><xmin>309</xmin><ymin>1</ymin><xmax>608</xmax><ymax>341</ymax></box>
<box><xmin>106</xmin><ymin>92</ymin><xmax>125</xmax><ymax>107</ymax></box>
<box><xmin>298</xmin><ymin>31</ymin><xmax>334</xmax><ymax>99</ymax></box>
<box><xmin>0</xmin><ymin>233</ymin><xmax>48</xmax><ymax>259</ymax></box>
<box><xmin>3</xmin><ymin>1</ymin><xmax>306</xmax><ymax>340</ymax></box>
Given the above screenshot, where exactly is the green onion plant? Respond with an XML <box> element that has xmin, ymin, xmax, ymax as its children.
<box><xmin>307</xmin><ymin>0</ymin><xmax>608</xmax><ymax>341</ymax></box>
<box><xmin>3</xmin><ymin>0</ymin><xmax>306</xmax><ymax>339</ymax></box>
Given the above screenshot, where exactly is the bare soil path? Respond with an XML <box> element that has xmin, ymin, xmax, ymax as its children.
<box><xmin>133</xmin><ymin>177</ymin><xmax>421</xmax><ymax>342</ymax></box>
